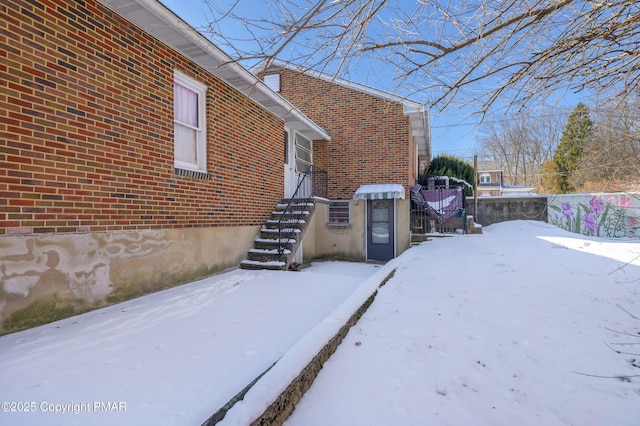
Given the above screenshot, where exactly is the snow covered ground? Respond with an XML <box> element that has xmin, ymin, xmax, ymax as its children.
<box><xmin>2</xmin><ymin>220</ymin><xmax>639</xmax><ymax>426</ymax></box>
<box><xmin>285</xmin><ymin>221</ymin><xmax>640</xmax><ymax>426</ymax></box>
<box><xmin>0</xmin><ymin>261</ymin><xmax>380</xmax><ymax>426</ymax></box>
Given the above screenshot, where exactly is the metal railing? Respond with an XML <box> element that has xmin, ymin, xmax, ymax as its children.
<box><xmin>277</xmin><ymin>166</ymin><xmax>327</xmax><ymax>263</ymax></box>
<box><xmin>410</xmin><ymin>185</ymin><xmax>467</xmax><ymax>235</ymax></box>
<box><xmin>410</xmin><ymin>206</ymin><xmax>466</xmax><ymax>235</ymax></box>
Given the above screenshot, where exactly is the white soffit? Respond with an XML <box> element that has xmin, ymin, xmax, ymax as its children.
<box><xmin>97</xmin><ymin>0</ymin><xmax>330</xmax><ymax>141</ymax></box>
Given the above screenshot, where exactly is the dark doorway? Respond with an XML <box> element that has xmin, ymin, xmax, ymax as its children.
<box><xmin>367</xmin><ymin>199</ymin><xmax>395</xmax><ymax>261</ymax></box>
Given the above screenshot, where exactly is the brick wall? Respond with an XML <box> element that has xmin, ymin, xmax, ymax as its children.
<box><xmin>0</xmin><ymin>0</ymin><xmax>283</xmax><ymax>236</ymax></box>
<box><xmin>276</xmin><ymin>69</ymin><xmax>412</xmax><ymax>200</ymax></box>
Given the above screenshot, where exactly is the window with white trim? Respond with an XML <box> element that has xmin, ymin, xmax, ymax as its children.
<box><xmin>263</xmin><ymin>73</ymin><xmax>280</xmax><ymax>92</ymax></box>
<box><xmin>328</xmin><ymin>200</ymin><xmax>350</xmax><ymax>225</ymax></box>
<box><xmin>295</xmin><ymin>134</ymin><xmax>312</xmax><ymax>173</ymax></box>
<box><xmin>174</xmin><ymin>70</ymin><xmax>207</xmax><ymax>172</ymax></box>
<box><xmin>480</xmin><ymin>173</ymin><xmax>491</xmax><ymax>184</ymax></box>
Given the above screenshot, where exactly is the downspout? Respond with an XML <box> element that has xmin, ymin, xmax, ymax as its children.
<box><xmin>422</xmin><ymin>106</ymin><xmax>431</xmax><ymax>164</ymax></box>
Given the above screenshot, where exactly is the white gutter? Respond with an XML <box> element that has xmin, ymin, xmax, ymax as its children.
<box><xmin>98</xmin><ymin>0</ymin><xmax>330</xmax><ymax>142</ymax></box>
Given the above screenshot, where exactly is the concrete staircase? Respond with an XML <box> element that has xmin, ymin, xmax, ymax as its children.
<box><xmin>240</xmin><ymin>198</ymin><xmax>315</xmax><ymax>271</ymax></box>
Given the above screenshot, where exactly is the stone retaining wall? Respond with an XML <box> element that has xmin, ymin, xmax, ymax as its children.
<box><xmin>211</xmin><ymin>266</ymin><xmax>398</xmax><ymax>425</ymax></box>
<box><xmin>466</xmin><ymin>196</ymin><xmax>548</xmax><ymax>227</ymax></box>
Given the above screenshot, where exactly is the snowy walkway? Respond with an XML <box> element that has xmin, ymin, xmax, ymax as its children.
<box><xmin>0</xmin><ymin>261</ymin><xmax>380</xmax><ymax>426</ymax></box>
<box><xmin>284</xmin><ymin>221</ymin><xmax>640</xmax><ymax>426</ymax></box>
<box><xmin>3</xmin><ymin>221</ymin><xmax>640</xmax><ymax>426</ymax></box>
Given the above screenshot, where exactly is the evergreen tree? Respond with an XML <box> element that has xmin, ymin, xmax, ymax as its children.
<box><xmin>552</xmin><ymin>103</ymin><xmax>593</xmax><ymax>193</ymax></box>
<box><xmin>538</xmin><ymin>159</ymin><xmax>563</xmax><ymax>194</ymax></box>
<box><xmin>421</xmin><ymin>155</ymin><xmax>475</xmax><ymax>196</ymax></box>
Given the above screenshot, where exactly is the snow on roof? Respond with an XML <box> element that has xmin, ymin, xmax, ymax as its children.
<box><xmin>353</xmin><ymin>184</ymin><xmax>406</xmax><ymax>200</ymax></box>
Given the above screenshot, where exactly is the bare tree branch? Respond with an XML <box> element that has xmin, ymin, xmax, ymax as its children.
<box><xmin>604</xmin><ymin>341</ymin><xmax>640</xmax><ymax>356</ymax></box>
<box><xmin>618</xmin><ymin>304</ymin><xmax>640</xmax><ymax>321</ymax></box>
<box><xmin>571</xmin><ymin>371</ymin><xmax>640</xmax><ymax>379</ymax></box>
<box><xmin>478</xmin><ymin>109</ymin><xmax>565</xmax><ymax>187</ymax></box>
<box><xmin>605</xmin><ymin>327</ymin><xmax>640</xmax><ymax>338</ymax></box>
<box><xmin>204</xmin><ymin>0</ymin><xmax>640</xmax><ymax>113</ymax></box>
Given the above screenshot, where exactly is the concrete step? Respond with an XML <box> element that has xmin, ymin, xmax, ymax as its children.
<box><xmin>270</xmin><ymin>210</ymin><xmax>311</xmax><ymax>220</ymax></box>
<box><xmin>278</xmin><ymin>198</ymin><xmax>314</xmax><ymax>205</ymax></box>
<box><xmin>253</xmin><ymin>238</ymin><xmax>296</xmax><ymax>251</ymax></box>
<box><xmin>275</xmin><ymin>203</ymin><xmax>314</xmax><ymax>210</ymax></box>
<box><xmin>264</xmin><ymin>219</ymin><xmax>308</xmax><ymax>230</ymax></box>
<box><xmin>259</xmin><ymin>227</ymin><xmax>301</xmax><ymax>240</ymax></box>
<box><xmin>240</xmin><ymin>198</ymin><xmax>315</xmax><ymax>271</ymax></box>
<box><xmin>239</xmin><ymin>259</ymin><xmax>287</xmax><ymax>271</ymax></box>
<box><xmin>247</xmin><ymin>248</ymin><xmax>291</xmax><ymax>262</ymax></box>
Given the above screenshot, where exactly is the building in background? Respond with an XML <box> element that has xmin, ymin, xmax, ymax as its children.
<box><xmin>477</xmin><ymin>161</ymin><xmax>534</xmax><ymax>197</ymax></box>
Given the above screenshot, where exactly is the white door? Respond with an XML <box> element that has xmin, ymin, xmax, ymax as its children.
<box><xmin>294</xmin><ymin>133</ymin><xmax>313</xmax><ymax>197</ymax></box>
<box><xmin>283</xmin><ymin>130</ymin><xmax>303</xmax><ymax>264</ymax></box>
<box><xmin>285</xmin><ymin>131</ymin><xmax>314</xmax><ymax>265</ymax></box>
<box><xmin>284</xmin><ymin>130</ymin><xmax>297</xmax><ymax>197</ymax></box>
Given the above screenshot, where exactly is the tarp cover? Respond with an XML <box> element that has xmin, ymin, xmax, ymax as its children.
<box><xmin>353</xmin><ymin>184</ymin><xmax>406</xmax><ymax>200</ymax></box>
<box><xmin>411</xmin><ymin>185</ymin><xmax>463</xmax><ymax>223</ymax></box>
<box><xmin>421</xmin><ymin>188</ymin><xmax>462</xmax><ymax>221</ymax></box>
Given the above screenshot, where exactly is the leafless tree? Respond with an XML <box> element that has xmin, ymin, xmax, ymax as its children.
<box><xmin>572</xmin><ymin>100</ymin><xmax>640</xmax><ymax>192</ymax></box>
<box><xmin>478</xmin><ymin>111</ymin><xmax>565</xmax><ymax>187</ymax></box>
<box><xmin>203</xmin><ymin>0</ymin><xmax>640</xmax><ymax>113</ymax></box>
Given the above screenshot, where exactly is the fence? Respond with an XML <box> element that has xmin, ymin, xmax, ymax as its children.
<box><xmin>548</xmin><ymin>193</ymin><xmax>640</xmax><ymax>238</ymax></box>
<box><xmin>410</xmin><ymin>186</ymin><xmax>466</xmax><ymax>234</ymax></box>
<box><xmin>412</xmin><ymin>190</ymin><xmax>640</xmax><ymax>239</ymax></box>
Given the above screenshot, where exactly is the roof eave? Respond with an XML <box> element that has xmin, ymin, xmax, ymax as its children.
<box><xmin>256</xmin><ymin>60</ymin><xmax>430</xmax><ymax>159</ymax></box>
<box><xmin>97</xmin><ymin>0</ymin><xmax>330</xmax><ymax>141</ymax></box>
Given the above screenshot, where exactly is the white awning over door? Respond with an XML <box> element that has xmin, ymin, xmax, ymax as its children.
<box><xmin>353</xmin><ymin>184</ymin><xmax>406</xmax><ymax>200</ymax></box>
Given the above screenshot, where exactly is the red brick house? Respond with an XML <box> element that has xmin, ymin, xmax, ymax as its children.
<box><xmin>477</xmin><ymin>161</ymin><xmax>504</xmax><ymax>197</ymax></box>
<box><xmin>0</xmin><ymin>0</ymin><xmax>432</xmax><ymax>334</ymax></box>
<box><xmin>476</xmin><ymin>161</ymin><xmax>534</xmax><ymax>197</ymax></box>
<box><xmin>254</xmin><ymin>61</ymin><xmax>431</xmax><ymax>263</ymax></box>
<box><xmin>0</xmin><ymin>0</ymin><xmax>330</xmax><ymax>333</ymax></box>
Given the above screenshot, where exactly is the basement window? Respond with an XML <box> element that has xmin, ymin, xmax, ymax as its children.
<box><xmin>328</xmin><ymin>200</ymin><xmax>350</xmax><ymax>226</ymax></box>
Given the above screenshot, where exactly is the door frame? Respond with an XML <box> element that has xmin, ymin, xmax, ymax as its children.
<box><xmin>366</xmin><ymin>198</ymin><xmax>396</xmax><ymax>262</ymax></box>
<box><xmin>284</xmin><ymin>129</ymin><xmax>313</xmax><ymax>265</ymax></box>
<box><xmin>284</xmin><ymin>129</ymin><xmax>297</xmax><ymax>198</ymax></box>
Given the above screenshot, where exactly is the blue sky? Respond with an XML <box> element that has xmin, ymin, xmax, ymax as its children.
<box><xmin>160</xmin><ymin>0</ymin><xmax>581</xmax><ymax>161</ymax></box>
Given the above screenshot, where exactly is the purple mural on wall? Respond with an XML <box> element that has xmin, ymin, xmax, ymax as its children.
<box><xmin>549</xmin><ymin>193</ymin><xmax>640</xmax><ymax>238</ymax></box>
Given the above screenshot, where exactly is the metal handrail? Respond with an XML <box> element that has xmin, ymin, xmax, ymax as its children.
<box><xmin>277</xmin><ymin>165</ymin><xmax>324</xmax><ymax>263</ymax></box>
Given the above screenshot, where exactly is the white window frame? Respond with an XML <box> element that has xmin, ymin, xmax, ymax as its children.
<box><xmin>174</xmin><ymin>70</ymin><xmax>207</xmax><ymax>173</ymax></box>
<box><xmin>295</xmin><ymin>133</ymin><xmax>312</xmax><ymax>174</ymax></box>
<box><xmin>480</xmin><ymin>173</ymin><xmax>491</xmax><ymax>184</ymax></box>
<box><xmin>263</xmin><ymin>73</ymin><xmax>280</xmax><ymax>92</ymax></box>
